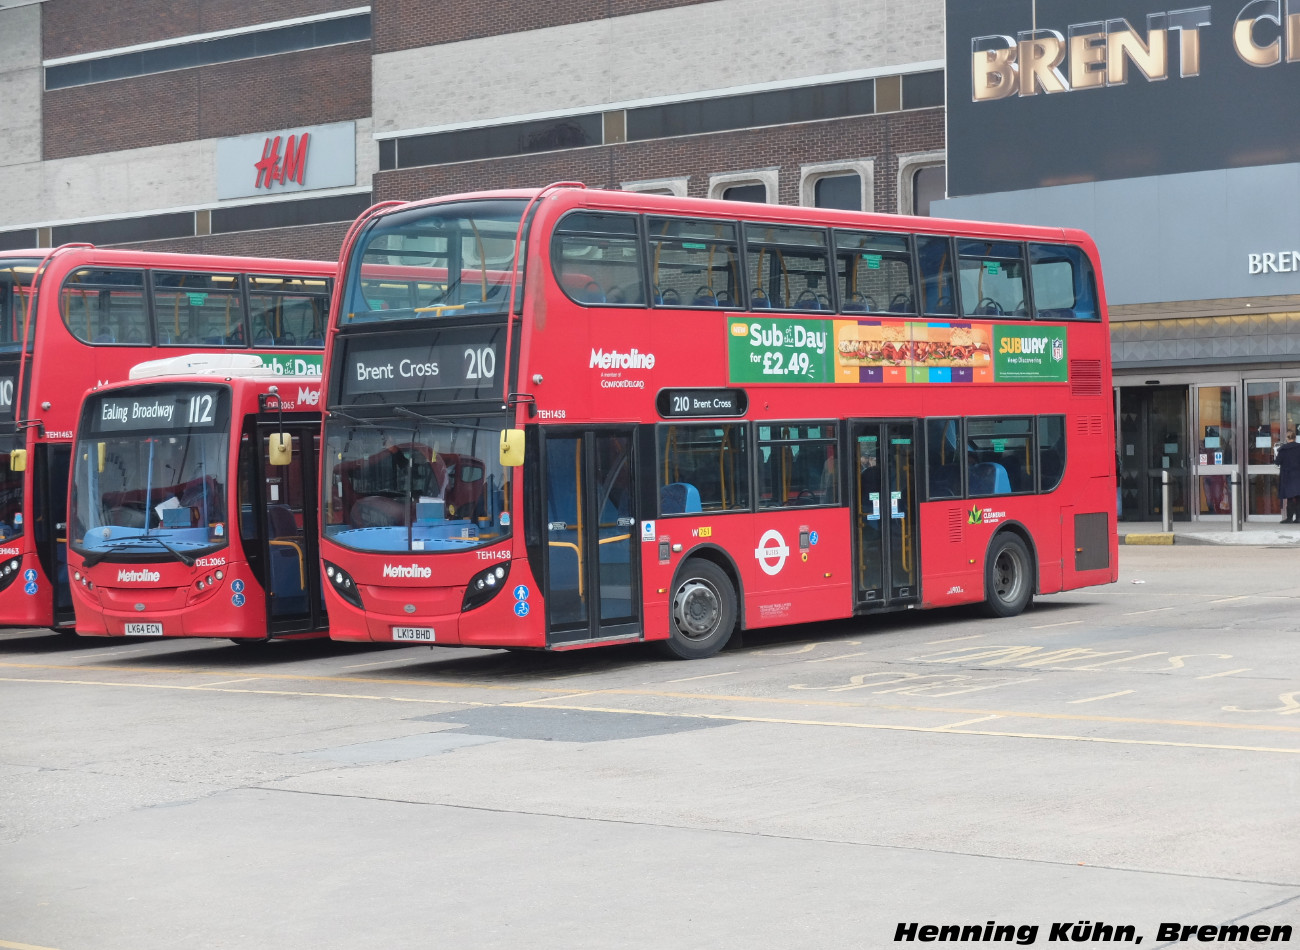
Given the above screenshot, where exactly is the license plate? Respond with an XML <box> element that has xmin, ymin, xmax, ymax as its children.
<box><xmin>124</xmin><ymin>623</ymin><xmax>163</xmax><ymax>636</ymax></box>
<box><xmin>392</xmin><ymin>627</ymin><xmax>436</xmax><ymax>642</ymax></box>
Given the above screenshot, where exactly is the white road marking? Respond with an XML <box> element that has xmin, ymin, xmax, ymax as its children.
<box><xmin>1068</xmin><ymin>690</ymin><xmax>1136</xmax><ymax>704</ymax></box>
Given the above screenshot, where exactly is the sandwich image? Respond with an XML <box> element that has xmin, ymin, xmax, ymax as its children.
<box><xmin>836</xmin><ymin>322</ymin><xmax>991</xmax><ymax>367</ymax></box>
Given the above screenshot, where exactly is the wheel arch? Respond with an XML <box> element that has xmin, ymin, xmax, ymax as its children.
<box><xmin>985</xmin><ymin>520</ymin><xmax>1039</xmax><ymax>597</ymax></box>
<box><xmin>670</xmin><ymin>543</ymin><xmax>746</xmax><ymax>629</ymax></box>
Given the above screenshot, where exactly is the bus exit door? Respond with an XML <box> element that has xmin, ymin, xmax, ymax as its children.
<box><xmin>541</xmin><ymin>429</ymin><xmax>640</xmax><ymax>646</ymax></box>
<box><xmin>850</xmin><ymin>421</ymin><xmax>919</xmax><ymax>608</ymax></box>
<box><xmin>251</xmin><ymin>421</ymin><xmax>325</xmax><ymax>636</ymax></box>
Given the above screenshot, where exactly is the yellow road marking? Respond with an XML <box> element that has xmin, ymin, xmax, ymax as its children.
<box><xmin>189</xmin><ymin>677</ymin><xmax>262</xmax><ymax>688</ymax></box>
<box><xmin>1197</xmin><ymin>668</ymin><xmax>1252</xmax><ymax>679</ymax></box>
<box><xmin>1207</xmin><ymin>595</ymin><xmax>1251</xmax><ymax>604</ymax></box>
<box><xmin>1122</xmin><ymin>606</ymin><xmax>1177</xmax><ymax>615</ymax></box>
<box><xmin>5</xmin><ymin>670</ymin><xmax>1300</xmax><ymax>737</ymax></box>
<box><xmin>926</xmin><ymin>634</ymin><xmax>987</xmax><ymax>644</ymax></box>
<box><xmin>0</xmin><ymin>939</ymin><xmax>63</xmax><ymax>950</ymax></box>
<box><xmin>495</xmin><ymin>702</ymin><xmax>1300</xmax><ymax>756</ymax></box>
<box><xmin>1068</xmin><ymin>690</ymin><xmax>1136</xmax><ymax>704</ymax></box>
<box><xmin>1030</xmin><ymin>621</ymin><xmax>1083</xmax><ymax>629</ymax></box>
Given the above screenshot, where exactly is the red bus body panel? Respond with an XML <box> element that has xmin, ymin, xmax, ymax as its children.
<box><xmin>321</xmin><ymin>188</ymin><xmax>1118</xmax><ymax>650</ymax></box>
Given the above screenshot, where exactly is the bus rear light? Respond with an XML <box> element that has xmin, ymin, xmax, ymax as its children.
<box><xmin>463</xmin><ymin>562</ymin><xmax>509</xmax><ymax>612</ymax></box>
<box><xmin>324</xmin><ymin>560</ymin><xmax>363</xmax><ymax>608</ymax></box>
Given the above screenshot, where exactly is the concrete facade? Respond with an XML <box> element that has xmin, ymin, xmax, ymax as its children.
<box><xmin>0</xmin><ymin>0</ymin><xmax>947</xmax><ymax>256</ymax></box>
<box><xmin>0</xmin><ymin>5</ymin><xmax>43</xmax><ymax>168</ymax></box>
<box><xmin>373</xmin><ymin>0</ymin><xmax>943</xmax><ymax>135</ymax></box>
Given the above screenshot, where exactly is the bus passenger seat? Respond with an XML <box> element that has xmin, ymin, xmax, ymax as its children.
<box><xmin>969</xmin><ymin>462</ymin><xmax>1011</xmax><ymax>496</ymax></box>
<box><xmin>660</xmin><ymin>482</ymin><xmax>702</xmax><ymax>514</ymax></box>
<box><xmin>751</xmin><ymin>291</ymin><xmax>772</xmax><ymax>308</ymax></box>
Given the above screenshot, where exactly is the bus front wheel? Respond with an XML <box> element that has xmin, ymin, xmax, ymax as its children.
<box><xmin>661</xmin><ymin>559</ymin><xmax>736</xmax><ymax>660</ymax></box>
<box><xmin>982</xmin><ymin>533</ymin><xmax>1034</xmax><ymax>618</ymax></box>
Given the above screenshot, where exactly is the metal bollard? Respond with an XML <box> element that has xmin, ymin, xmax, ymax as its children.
<box><xmin>1229</xmin><ymin>471</ymin><xmax>1240</xmax><ymax>532</ymax></box>
<box><xmin>1161</xmin><ymin>470</ymin><xmax>1171</xmax><ymax>534</ymax></box>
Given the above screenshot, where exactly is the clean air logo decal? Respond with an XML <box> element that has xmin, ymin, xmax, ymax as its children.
<box><xmin>117</xmin><ymin>569</ymin><xmax>161</xmax><ymax>583</ymax></box>
<box><xmin>383</xmin><ymin>564</ymin><xmax>432</xmax><ymax>579</ymax></box>
<box><xmin>754</xmin><ymin>529</ymin><xmax>790</xmax><ymax>576</ymax></box>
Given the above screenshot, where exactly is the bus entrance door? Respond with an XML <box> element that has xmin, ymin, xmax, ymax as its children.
<box><xmin>541</xmin><ymin>429</ymin><xmax>640</xmax><ymax>646</ymax></box>
<box><xmin>256</xmin><ymin>422</ymin><xmax>325</xmax><ymax>636</ymax></box>
<box><xmin>850</xmin><ymin>421</ymin><xmax>919</xmax><ymax>608</ymax></box>
<box><xmin>35</xmin><ymin>443</ymin><xmax>73</xmax><ymax>627</ymax></box>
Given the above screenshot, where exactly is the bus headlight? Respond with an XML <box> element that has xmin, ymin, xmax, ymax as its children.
<box><xmin>324</xmin><ymin>560</ymin><xmax>363</xmax><ymax>609</ymax></box>
<box><xmin>463</xmin><ymin>562</ymin><xmax>509</xmax><ymax>612</ymax></box>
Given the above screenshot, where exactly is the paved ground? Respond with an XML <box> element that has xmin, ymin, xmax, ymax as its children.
<box><xmin>1</xmin><ymin>545</ymin><xmax>1297</xmax><ymax>949</ymax></box>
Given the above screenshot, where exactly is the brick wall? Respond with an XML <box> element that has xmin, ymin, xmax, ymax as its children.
<box><xmin>43</xmin><ymin>0</ymin><xmax>364</xmax><ymax>59</ymax></box>
<box><xmin>374</xmin><ymin>109</ymin><xmax>945</xmax><ymax>214</ymax></box>
<box><xmin>44</xmin><ymin>44</ymin><xmax>371</xmax><ymax>160</ymax></box>
<box><xmin>375</xmin><ymin>0</ymin><xmax>717</xmax><ymax>54</ymax></box>
<box><xmin>110</xmin><ymin>222</ymin><xmax>351</xmax><ymax>261</ymax></box>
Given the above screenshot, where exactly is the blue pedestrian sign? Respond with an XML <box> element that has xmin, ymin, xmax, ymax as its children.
<box><xmin>513</xmin><ymin>585</ymin><xmax>529</xmax><ymax>601</ymax></box>
<box><xmin>23</xmin><ymin>569</ymin><xmax>37</xmax><ymax>582</ymax></box>
<box><xmin>232</xmin><ymin>593</ymin><xmax>246</xmax><ymax>607</ymax></box>
<box><xmin>513</xmin><ymin>601</ymin><xmax>530</xmax><ymax>618</ymax></box>
<box><xmin>231</xmin><ymin>579</ymin><xmax>245</xmax><ymax>593</ymax></box>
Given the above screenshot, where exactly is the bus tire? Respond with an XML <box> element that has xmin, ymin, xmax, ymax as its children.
<box><xmin>982</xmin><ymin>532</ymin><xmax>1034</xmax><ymax>618</ymax></box>
<box><xmin>660</xmin><ymin>559</ymin><xmax>736</xmax><ymax>660</ymax></box>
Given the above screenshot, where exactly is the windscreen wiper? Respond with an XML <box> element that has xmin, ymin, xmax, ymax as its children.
<box><xmin>392</xmin><ymin>407</ymin><xmax>502</xmax><ymax>433</ymax></box>
<box><xmin>82</xmin><ymin>536</ymin><xmax>195</xmax><ymax>568</ymax></box>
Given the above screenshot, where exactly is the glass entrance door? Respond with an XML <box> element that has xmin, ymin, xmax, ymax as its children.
<box><xmin>850</xmin><ymin>420</ymin><xmax>918</xmax><ymax>607</ymax></box>
<box><xmin>543</xmin><ymin>429</ymin><xmax>639</xmax><ymax>644</ymax></box>
<box><xmin>1119</xmin><ymin>386</ymin><xmax>1189</xmax><ymax>521</ymax></box>
<box><xmin>1193</xmin><ymin>385</ymin><xmax>1237</xmax><ymax>517</ymax></box>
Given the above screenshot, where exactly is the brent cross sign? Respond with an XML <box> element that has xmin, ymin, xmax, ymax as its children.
<box><xmin>254</xmin><ymin>133</ymin><xmax>309</xmax><ymax>190</ymax></box>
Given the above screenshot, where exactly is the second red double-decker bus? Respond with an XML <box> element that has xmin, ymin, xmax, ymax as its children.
<box><xmin>318</xmin><ymin>185</ymin><xmax>1117</xmax><ymax>658</ymax></box>
<box><xmin>0</xmin><ymin>246</ymin><xmax>331</xmax><ymax>630</ymax></box>
<box><xmin>67</xmin><ymin>354</ymin><xmax>325</xmax><ymax>642</ymax></box>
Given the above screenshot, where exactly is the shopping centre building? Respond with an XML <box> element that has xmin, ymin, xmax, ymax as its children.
<box><xmin>1</xmin><ymin>0</ymin><xmax>1296</xmax><ymax>521</ymax></box>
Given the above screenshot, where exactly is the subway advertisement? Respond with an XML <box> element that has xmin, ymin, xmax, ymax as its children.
<box><xmin>727</xmin><ymin>318</ymin><xmax>1068</xmax><ymax>385</ymax></box>
<box><xmin>946</xmin><ymin>0</ymin><xmax>1300</xmax><ymax>196</ymax></box>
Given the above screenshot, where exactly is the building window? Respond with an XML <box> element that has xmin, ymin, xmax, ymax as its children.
<box><xmin>896</xmin><ymin>151</ymin><xmax>946</xmax><ymax>215</ymax></box>
<box><xmin>913</xmin><ymin>165</ymin><xmax>946</xmax><ymax>217</ymax></box>
<box><xmin>621</xmin><ymin>177</ymin><xmax>689</xmax><ymax>198</ymax></box>
<box><xmin>800</xmin><ymin>159</ymin><xmax>874</xmax><ymax>212</ymax></box>
<box><xmin>708</xmin><ymin>169</ymin><xmax>778</xmax><ymax>204</ymax></box>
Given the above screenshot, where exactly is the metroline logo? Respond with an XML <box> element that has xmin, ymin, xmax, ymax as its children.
<box><xmin>589</xmin><ymin>348</ymin><xmax>656</xmax><ymax>369</ymax></box>
<box><xmin>383</xmin><ymin>563</ymin><xmax>432</xmax><ymax>579</ymax></box>
<box><xmin>117</xmin><ymin>568</ymin><xmax>161</xmax><ymax>583</ymax></box>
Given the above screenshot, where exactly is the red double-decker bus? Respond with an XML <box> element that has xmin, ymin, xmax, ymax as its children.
<box><xmin>0</xmin><ymin>246</ymin><xmax>331</xmax><ymax>630</ymax></box>
<box><xmin>319</xmin><ymin>185</ymin><xmax>1116</xmax><ymax>659</ymax></box>
<box><xmin>67</xmin><ymin>355</ymin><xmax>325</xmax><ymax>642</ymax></box>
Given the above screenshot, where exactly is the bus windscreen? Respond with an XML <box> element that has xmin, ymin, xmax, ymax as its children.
<box><xmin>71</xmin><ymin>387</ymin><xmax>231</xmax><ymax>561</ymax></box>
<box><xmin>343</xmin><ymin>200</ymin><xmax>525</xmax><ymax>324</ymax></box>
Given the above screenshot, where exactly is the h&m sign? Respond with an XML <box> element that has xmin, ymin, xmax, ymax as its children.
<box><xmin>216</xmin><ymin>121</ymin><xmax>356</xmax><ymax>200</ymax></box>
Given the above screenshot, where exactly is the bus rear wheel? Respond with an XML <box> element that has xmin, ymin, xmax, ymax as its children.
<box><xmin>660</xmin><ymin>559</ymin><xmax>736</xmax><ymax>660</ymax></box>
<box><xmin>982</xmin><ymin>533</ymin><xmax>1033</xmax><ymax>618</ymax></box>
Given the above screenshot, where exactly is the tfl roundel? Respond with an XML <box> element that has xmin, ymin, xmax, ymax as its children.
<box><xmin>753</xmin><ymin>529</ymin><xmax>790</xmax><ymax>576</ymax></box>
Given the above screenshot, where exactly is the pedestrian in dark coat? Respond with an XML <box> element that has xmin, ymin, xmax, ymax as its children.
<box><xmin>1276</xmin><ymin>428</ymin><xmax>1300</xmax><ymax>522</ymax></box>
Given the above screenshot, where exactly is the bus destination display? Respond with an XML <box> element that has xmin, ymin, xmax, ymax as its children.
<box><xmin>342</xmin><ymin>340</ymin><xmax>501</xmax><ymax>398</ymax></box>
<box><xmin>656</xmin><ymin>388</ymin><xmax>747</xmax><ymax>418</ymax></box>
<box><xmin>91</xmin><ymin>389</ymin><xmax>222</xmax><ymax>433</ymax></box>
